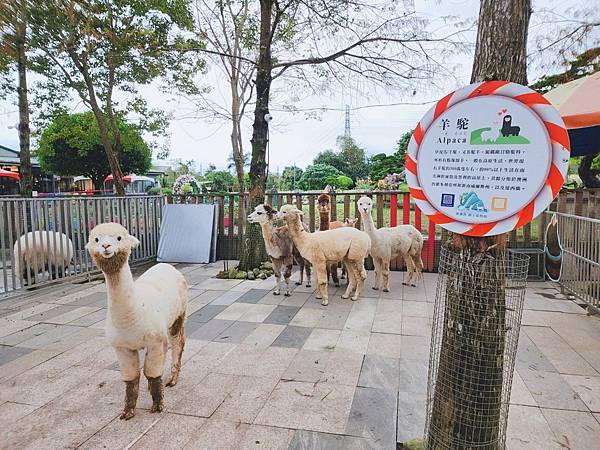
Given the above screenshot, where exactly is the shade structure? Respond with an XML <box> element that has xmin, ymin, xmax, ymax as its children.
<box><xmin>0</xmin><ymin>168</ymin><xmax>20</xmax><ymax>181</ymax></box>
<box><xmin>544</xmin><ymin>72</ymin><xmax>600</xmax><ymax>157</ymax></box>
<box><xmin>104</xmin><ymin>174</ymin><xmax>154</xmax><ymax>183</ymax></box>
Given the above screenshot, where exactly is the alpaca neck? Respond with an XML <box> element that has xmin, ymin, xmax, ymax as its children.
<box><xmin>105</xmin><ymin>262</ymin><xmax>140</xmax><ymax>326</ymax></box>
<box><xmin>319</xmin><ymin>211</ymin><xmax>330</xmax><ymax>231</ymax></box>
<box><xmin>361</xmin><ymin>211</ymin><xmax>379</xmax><ymax>242</ymax></box>
<box><xmin>260</xmin><ymin>221</ymin><xmax>277</xmax><ymax>256</ymax></box>
<box><xmin>287</xmin><ymin>216</ymin><xmax>310</xmax><ymax>254</ymax></box>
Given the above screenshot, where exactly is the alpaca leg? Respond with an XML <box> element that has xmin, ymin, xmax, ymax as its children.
<box><xmin>403</xmin><ymin>256</ymin><xmax>415</xmax><ymax>286</ymax></box>
<box><xmin>351</xmin><ymin>261</ymin><xmax>365</xmax><ymax>301</ymax></box>
<box><xmin>283</xmin><ymin>264</ymin><xmax>292</xmax><ymax>296</ymax></box>
<box><xmin>166</xmin><ymin>313</ymin><xmax>186</xmax><ymax>387</ymax></box>
<box><xmin>114</xmin><ymin>347</ymin><xmax>140</xmax><ymax>420</ymax></box>
<box><xmin>382</xmin><ymin>259</ymin><xmax>391</xmax><ymax>292</ymax></box>
<box><xmin>296</xmin><ymin>258</ymin><xmax>304</xmax><ymax>285</ymax></box>
<box><xmin>412</xmin><ymin>254</ymin><xmax>424</xmax><ymax>287</ymax></box>
<box><xmin>330</xmin><ymin>263</ymin><xmax>340</xmax><ymax>287</ymax></box>
<box><xmin>341</xmin><ymin>261</ymin><xmax>357</xmax><ymax>299</ymax></box>
<box><xmin>305</xmin><ymin>261</ymin><xmax>312</xmax><ymax>287</ymax></box>
<box><xmin>372</xmin><ymin>257</ymin><xmax>382</xmax><ymax>290</ymax></box>
<box><xmin>315</xmin><ymin>265</ymin><xmax>329</xmax><ymax>306</ymax></box>
<box><xmin>340</xmin><ymin>262</ymin><xmax>346</xmax><ymax>279</ymax></box>
<box><xmin>272</xmin><ymin>262</ymin><xmax>282</xmax><ymax>295</ymax></box>
<box><xmin>144</xmin><ymin>338</ymin><xmax>168</xmax><ymax>413</ymax></box>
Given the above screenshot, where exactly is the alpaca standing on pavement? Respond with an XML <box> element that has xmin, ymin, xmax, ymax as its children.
<box><xmin>247</xmin><ymin>204</ymin><xmax>311</xmax><ymax>296</ymax></box>
<box><xmin>317</xmin><ymin>193</ymin><xmax>346</xmax><ymax>287</ymax></box>
<box><xmin>86</xmin><ymin>223</ymin><xmax>188</xmax><ymax>420</ymax></box>
<box><xmin>277</xmin><ymin>204</ymin><xmax>370</xmax><ymax>306</ymax></box>
<box><xmin>357</xmin><ymin>196</ymin><xmax>424</xmax><ymax>291</ymax></box>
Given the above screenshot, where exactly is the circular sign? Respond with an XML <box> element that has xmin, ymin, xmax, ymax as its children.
<box><xmin>405</xmin><ymin>81</ymin><xmax>570</xmax><ymax>236</ymax></box>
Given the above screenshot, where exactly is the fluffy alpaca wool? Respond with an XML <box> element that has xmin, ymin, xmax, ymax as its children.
<box><xmin>357</xmin><ymin>196</ymin><xmax>424</xmax><ymax>291</ymax></box>
<box><xmin>277</xmin><ymin>204</ymin><xmax>370</xmax><ymax>306</ymax></box>
<box><xmin>13</xmin><ymin>231</ymin><xmax>74</xmax><ymax>284</ymax></box>
<box><xmin>248</xmin><ymin>204</ymin><xmax>311</xmax><ymax>295</ymax></box>
<box><xmin>87</xmin><ymin>222</ymin><xmax>188</xmax><ymax>420</ymax></box>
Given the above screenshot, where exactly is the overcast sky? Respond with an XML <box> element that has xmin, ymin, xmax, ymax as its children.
<box><xmin>0</xmin><ymin>0</ymin><xmax>590</xmax><ymax>174</ymax></box>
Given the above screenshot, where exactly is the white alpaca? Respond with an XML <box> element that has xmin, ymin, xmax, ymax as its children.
<box><xmin>276</xmin><ymin>204</ymin><xmax>371</xmax><ymax>306</ymax></box>
<box><xmin>247</xmin><ymin>204</ymin><xmax>311</xmax><ymax>296</ymax></box>
<box><xmin>13</xmin><ymin>231</ymin><xmax>74</xmax><ymax>285</ymax></box>
<box><xmin>481</xmin><ymin>129</ymin><xmax>497</xmax><ymax>142</ymax></box>
<box><xmin>357</xmin><ymin>196</ymin><xmax>424</xmax><ymax>291</ymax></box>
<box><xmin>86</xmin><ymin>223</ymin><xmax>188</xmax><ymax>420</ymax></box>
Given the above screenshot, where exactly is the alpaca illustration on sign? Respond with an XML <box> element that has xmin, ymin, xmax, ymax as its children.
<box><xmin>469</xmin><ymin>112</ymin><xmax>530</xmax><ymax>145</ymax></box>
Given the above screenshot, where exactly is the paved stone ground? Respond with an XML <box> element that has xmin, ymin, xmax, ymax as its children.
<box><xmin>1</xmin><ymin>262</ymin><xmax>600</xmax><ymax>449</ymax></box>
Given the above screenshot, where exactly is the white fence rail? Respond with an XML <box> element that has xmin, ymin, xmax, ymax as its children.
<box><xmin>553</xmin><ymin>212</ymin><xmax>600</xmax><ymax>309</ymax></box>
<box><xmin>1</xmin><ymin>196</ymin><xmax>163</xmax><ymax>295</ymax></box>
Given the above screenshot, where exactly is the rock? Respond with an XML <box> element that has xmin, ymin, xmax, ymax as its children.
<box><xmin>228</xmin><ymin>268</ymin><xmax>238</xmax><ymax>278</ymax></box>
<box><xmin>261</xmin><ymin>261</ymin><xmax>273</xmax><ymax>270</ymax></box>
<box><xmin>253</xmin><ymin>268</ymin><xmax>260</xmax><ymax>276</ymax></box>
<box><xmin>235</xmin><ymin>271</ymin><xmax>247</xmax><ymax>279</ymax></box>
<box><xmin>216</xmin><ymin>271</ymin><xmax>228</xmax><ymax>279</ymax></box>
<box><xmin>247</xmin><ymin>271</ymin><xmax>255</xmax><ymax>280</ymax></box>
<box><xmin>258</xmin><ymin>272</ymin><xmax>267</xmax><ymax>280</ymax></box>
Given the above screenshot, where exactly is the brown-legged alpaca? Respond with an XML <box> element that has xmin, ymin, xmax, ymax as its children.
<box><xmin>247</xmin><ymin>204</ymin><xmax>311</xmax><ymax>296</ymax></box>
<box><xmin>86</xmin><ymin>223</ymin><xmax>187</xmax><ymax>420</ymax></box>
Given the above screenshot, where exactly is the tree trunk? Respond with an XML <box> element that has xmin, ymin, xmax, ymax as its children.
<box><xmin>72</xmin><ymin>50</ymin><xmax>126</xmax><ymax>196</ymax></box>
<box><xmin>578</xmin><ymin>154</ymin><xmax>600</xmax><ymax>188</ymax></box>
<box><xmin>470</xmin><ymin>0</ymin><xmax>530</xmax><ymax>84</ymax></box>
<box><xmin>428</xmin><ymin>1</ymin><xmax>531</xmax><ymax>449</ymax></box>
<box><xmin>238</xmin><ymin>0</ymin><xmax>272</xmax><ymax>272</ymax></box>
<box><xmin>15</xmin><ymin>1</ymin><xmax>32</xmax><ymax>198</ymax></box>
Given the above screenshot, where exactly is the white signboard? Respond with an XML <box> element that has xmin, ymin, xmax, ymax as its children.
<box><xmin>406</xmin><ymin>81</ymin><xmax>570</xmax><ymax>236</ymax></box>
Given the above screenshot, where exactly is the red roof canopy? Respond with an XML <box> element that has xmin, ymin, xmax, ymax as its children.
<box><xmin>0</xmin><ymin>169</ymin><xmax>19</xmax><ymax>181</ymax></box>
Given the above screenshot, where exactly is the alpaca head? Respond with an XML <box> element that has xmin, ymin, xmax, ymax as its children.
<box><xmin>276</xmin><ymin>204</ymin><xmax>303</xmax><ymax>223</ymax></box>
<box><xmin>86</xmin><ymin>223</ymin><xmax>140</xmax><ymax>274</ymax></box>
<box><xmin>317</xmin><ymin>193</ymin><xmax>330</xmax><ymax>216</ymax></box>
<box><xmin>247</xmin><ymin>204</ymin><xmax>277</xmax><ymax>224</ymax></box>
<box><xmin>357</xmin><ymin>196</ymin><xmax>373</xmax><ymax>216</ymax></box>
<box><xmin>344</xmin><ymin>217</ymin><xmax>359</xmax><ymax>227</ymax></box>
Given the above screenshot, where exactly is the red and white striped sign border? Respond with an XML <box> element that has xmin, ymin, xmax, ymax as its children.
<box><xmin>406</xmin><ymin>80</ymin><xmax>570</xmax><ymax>237</ymax></box>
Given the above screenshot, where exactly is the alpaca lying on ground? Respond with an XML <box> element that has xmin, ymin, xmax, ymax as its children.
<box><xmin>13</xmin><ymin>231</ymin><xmax>74</xmax><ymax>285</ymax></box>
<box><xmin>248</xmin><ymin>204</ymin><xmax>311</xmax><ymax>296</ymax></box>
<box><xmin>277</xmin><ymin>204</ymin><xmax>370</xmax><ymax>306</ymax></box>
<box><xmin>86</xmin><ymin>223</ymin><xmax>188</xmax><ymax>420</ymax></box>
<box><xmin>357</xmin><ymin>196</ymin><xmax>424</xmax><ymax>291</ymax></box>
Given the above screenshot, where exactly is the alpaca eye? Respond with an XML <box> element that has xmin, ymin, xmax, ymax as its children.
<box><xmin>117</xmin><ymin>236</ymin><xmax>122</xmax><ymax>241</ymax></box>
<box><xmin>257</xmin><ymin>212</ymin><xmax>262</xmax><ymax>215</ymax></box>
<box><xmin>95</xmin><ymin>238</ymin><xmax>99</xmax><ymax>243</ymax></box>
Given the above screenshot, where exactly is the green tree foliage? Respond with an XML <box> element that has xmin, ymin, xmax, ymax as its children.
<box><xmin>324</xmin><ymin>174</ymin><xmax>353</xmax><ymax>190</ymax></box>
<box><xmin>298</xmin><ymin>164</ymin><xmax>343</xmax><ymax>190</ymax></box>
<box><xmin>369</xmin><ymin>130</ymin><xmax>412</xmax><ymax>181</ymax></box>
<box><xmin>313</xmin><ymin>136</ymin><xmax>369</xmax><ymax>182</ymax></box>
<box><xmin>28</xmin><ymin>0</ymin><xmax>204</xmax><ymax>194</ymax></box>
<box><xmin>530</xmin><ymin>47</ymin><xmax>600</xmax><ymax>93</ymax></box>
<box><xmin>203</xmin><ymin>170</ymin><xmax>236</xmax><ymax>193</ymax></box>
<box><xmin>37</xmin><ymin>112</ymin><xmax>151</xmax><ymax>189</ymax></box>
<box><xmin>280</xmin><ymin>166</ymin><xmax>303</xmax><ymax>190</ymax></box>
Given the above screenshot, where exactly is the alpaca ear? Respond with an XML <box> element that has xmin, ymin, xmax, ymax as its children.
<box><xmin>129</xmin><ymin>235</ymin><xmax>140</xmax><ymax>248</ymax></box>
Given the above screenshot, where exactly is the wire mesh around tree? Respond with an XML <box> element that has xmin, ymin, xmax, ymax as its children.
<box><xmin>425</xmin><ymin>243</ymin><xmax>529</xmax><ymax>450</ymax></box>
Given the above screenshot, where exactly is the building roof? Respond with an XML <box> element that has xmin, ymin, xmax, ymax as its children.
<box><xmin>0</xmin><ymin>144</ymin><xmax>40</xmax><ymax>166</ymax></box>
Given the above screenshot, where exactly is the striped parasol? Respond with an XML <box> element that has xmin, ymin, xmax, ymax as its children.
<box><xmin>544</xmin><ymin>72</ymin><xmax>600</xmax><ymax>157</ymax></box>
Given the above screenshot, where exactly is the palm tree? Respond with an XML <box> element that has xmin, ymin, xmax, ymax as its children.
<box><xmin>227</xmin><ymin>151</ymin><xmax>249</xmax><ymax>171</ymax></box>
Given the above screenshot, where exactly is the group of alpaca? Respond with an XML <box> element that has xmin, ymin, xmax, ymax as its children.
<box><xmin>251</xmin><ymin>193</ymin><xmax>424</xmax><ymax>305</ymax></box>
<box><xmin>11</xmin><ymin>195</ymin><xmax>423</xmax><ymax>421</ymax></box>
